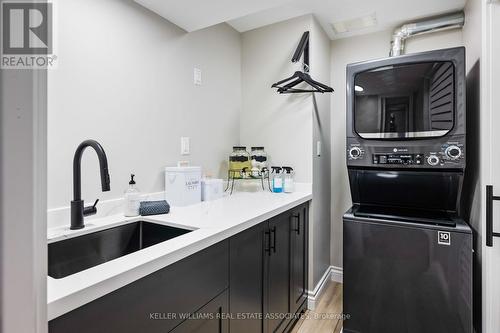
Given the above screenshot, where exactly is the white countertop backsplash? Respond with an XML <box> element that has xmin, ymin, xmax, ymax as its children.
<box><xmin>47</xmin><ymin>191</ymin><xmax>168</xmax><ymax>230</ymax></box>
<box><xmin>47</xmin><ymin>183</ymin><xmax>312</xmax><ymax>321</ymax></box>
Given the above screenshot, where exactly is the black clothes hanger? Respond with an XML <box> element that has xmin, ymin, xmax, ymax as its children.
<box><xmin>271</xmin><ymin>31</ymin><xmax>334</xmax><ymax>94</ymax></box>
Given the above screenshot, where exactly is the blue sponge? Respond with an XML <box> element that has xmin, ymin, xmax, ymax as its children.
<box><xmin>139</xmin><ymin>200</ymin><xmax>170</xmax><ymax>216</ymax></box>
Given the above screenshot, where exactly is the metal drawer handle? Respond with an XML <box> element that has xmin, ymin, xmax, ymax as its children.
<box><xmin>292</xmin><ymin>214</ymin><xmax>300</xmax><ymax>235</ymax></box>
<box><xmin>265</xmin><ymin>230</ymin><xmax>271</xmax><ymax>255</ymax></box>
<box><xmin>270</xmin><ymin>226</ymin><xmax>277</xmax><ymax>253</ymax></box>
<box><xmin>486</xmin><ymin>185</ymin><xmax>500</xmax><ymax>247</ymax></box>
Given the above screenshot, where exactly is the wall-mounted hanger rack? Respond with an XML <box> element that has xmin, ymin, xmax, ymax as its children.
<box><xmin>271</xmin><ymin>31</ymin><xmax>334</xmax><ymax>94</ymax></box>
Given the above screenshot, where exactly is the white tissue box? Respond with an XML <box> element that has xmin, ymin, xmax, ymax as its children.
<box><xmin>201</xmin><ymin>178</ymin><xmax>224</xmax><ymax>201</ymax></box>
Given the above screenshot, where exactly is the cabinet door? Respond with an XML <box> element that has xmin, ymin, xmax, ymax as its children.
<box><xmin>266</xmin><ymin>211</ymin><xmax>291</xmax><ymax>333</ymax></box>
<box><xmin>229</xmin><ymin>223</ymin><xmax>267</xmax><ymax>333</ymax></box>
<box><xmin>170</xmin><ymin>290</ymin><xmax>228</xmax><ymax>333</ymax></box>
<box><xmin>290</xmin><ymin>203</ymin><xmax>308</xmax><ymax>314</ymax></box>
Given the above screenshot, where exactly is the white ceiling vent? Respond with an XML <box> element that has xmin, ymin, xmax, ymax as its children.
<box><xmin>331</xmin><ymin>13</ymin><xmax>378</xmax><ymax>35</ymax></box>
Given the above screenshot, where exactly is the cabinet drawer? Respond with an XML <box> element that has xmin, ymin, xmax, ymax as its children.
<box><xmin>169</xmin><ymin>290</ymin><xmax>228</xmax><ymax>333</ymax></box>
<box><xmin>49</xmin><ymin>240</ymin><xmax>229</xmax><ymax>333</ymax></box>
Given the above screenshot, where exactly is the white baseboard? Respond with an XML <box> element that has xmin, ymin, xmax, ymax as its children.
<box><xmin>307</xmin><ymin>265</ymin><xmax>343</xmax><ymax>310</ymax></box>
<box><xmin>331</xmin><ymin>265</ymin><xmax>343</xmax><ymax>283</ymax></box>
<box><xmin>307</xmin><ymin>266</ymin><xmax>331</xmax><ymax>310</ymax></box>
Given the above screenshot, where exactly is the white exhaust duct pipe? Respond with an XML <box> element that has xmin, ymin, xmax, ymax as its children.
<box><xmin>390</xmin><ymin>11</ymin><xmax>464</xmax><ymax>57</ymax></box>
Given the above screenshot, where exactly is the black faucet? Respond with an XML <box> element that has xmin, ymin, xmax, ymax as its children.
<box><xmin>70</xmin><ymin>140</ymin><xmax>111</xmax><ymax>230</ymax></box>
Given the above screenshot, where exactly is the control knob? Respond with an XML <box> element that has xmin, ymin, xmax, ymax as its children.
<box><xmin>427</xmin><ymin>155</ymin><xmax>440</xmax><ymax>166</ymax></box>
<box><xmin>445</xmin><ymin>145</ymin><xmax>462</xmax><ymax>160</ymax></box>
<box><xmin>349</xmin><ymin>147</ymin><xmax>362</xmax><ymax>159</ymax></box>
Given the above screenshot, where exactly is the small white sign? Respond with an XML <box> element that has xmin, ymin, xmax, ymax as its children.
<box><xmin>438</xmin><ymin>231</ymin><xmax>451</xmax><ymax>246</ymax></box>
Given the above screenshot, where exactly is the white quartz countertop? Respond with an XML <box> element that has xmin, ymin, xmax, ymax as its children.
<box><xmin>47</xmin><ymin>186</ymin><xmax>312</xmax><ymax>320</ymax></box>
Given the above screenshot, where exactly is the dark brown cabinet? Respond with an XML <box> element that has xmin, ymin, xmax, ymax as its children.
<box><xmin>229</xmin><ymin>223</ymin><xmax>267</xmax><ymax>333</ymax></box>
<box><xmin>266</xmin><ymin>211</ymin><xmax>292</xmax><ymax>333</ymax></box>
<box><xmin>290</xmin><ymin>204</ymin><xmax>308</xmax><ymax>315</ymax></box>
<box><xmin>229</xmin><ymin>203</ymin><xmax>309</xmax><ymax>333</ymax></box>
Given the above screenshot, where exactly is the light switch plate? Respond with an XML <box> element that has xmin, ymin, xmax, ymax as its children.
<box><xmin>193</xmin><ymin>68</ymin><xmax>202</xmax><ymax>85</ymax></box>
<box><xmin>181</xmin><ymin>137</ymin><xmax>190</xmax><ymax>155</ymax></box>
<box><xmin>317</xmin><ymin>141</ymin><xmax>322</xmax><ymax>157</ymax></box>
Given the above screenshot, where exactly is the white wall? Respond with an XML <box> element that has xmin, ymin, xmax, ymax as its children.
<box><xmin>47</xmin><ymin>0</ymin><xmax>241</xmax><ymax>216</ymax></box>
<box><xmin>240</xmin><ymin>15</ymin><xmax>313</xmax><ymax>182</ymax></box>
<box><xmin>462</xmin><ymin>0</ymin><xmax>483</xmax><ymax>331</ymax></box>
<box><xmin>240</xmin><ymin>15</ymin><xmax>332</xmax><ymax>288</ymax></box>
<box><xmin>329</xmin><ymin>28</ymin><xmax>464</xmax><ymax>268</ymax></box>
<box><xmin>310</xmin><ymin>18</ymin><xmax>332</xmax><ymax>287</ymax></box>
<box><xmin>1</xmin><ymin>69</ymin><xmax>47</xmax><ymax>332</ymax></box>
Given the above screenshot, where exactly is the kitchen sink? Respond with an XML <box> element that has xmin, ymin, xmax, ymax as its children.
<box><xmin>48</xmin><ymin>221</ymin><xmax>192</xmax><ymax>279</ymax></box>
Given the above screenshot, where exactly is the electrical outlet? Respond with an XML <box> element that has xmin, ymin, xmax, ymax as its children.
<box><xmin>181</xmin><ymin>137</ymin><xmax>190</xmax><ymax>155</ymax></box>
<box><xmin>193</xmin><ymin>68</ymin><xmax>202</xmax><ymax>85</ymax></box>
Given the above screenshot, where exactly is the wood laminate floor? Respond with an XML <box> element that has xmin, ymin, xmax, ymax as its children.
<box><xmin>290</xmin><ymin>282</ymin><xmax>343</xmax><ymax>333</ymax></box>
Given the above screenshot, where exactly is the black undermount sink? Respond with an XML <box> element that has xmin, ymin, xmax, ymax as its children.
<box><xmin>48</xmin><ymin>221</ymin><xmax>192</xmax><ymax>279</ymax></box>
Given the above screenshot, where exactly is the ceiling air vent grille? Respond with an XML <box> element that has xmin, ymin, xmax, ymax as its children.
<box><xmin>331</xmin><ymin>13</ymin><xmax>377</xmax><ymax>36</ymax></box>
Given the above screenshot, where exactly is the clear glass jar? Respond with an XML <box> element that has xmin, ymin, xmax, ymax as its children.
<box><xmin>251</xmin><ymin>147</ymin><xmax>267</xmax><ymax>173</ymax></box>
<box><xmin>229</xmin><ymin>146</ymin><xmax>251</xmax><ymax>178</ymax></box>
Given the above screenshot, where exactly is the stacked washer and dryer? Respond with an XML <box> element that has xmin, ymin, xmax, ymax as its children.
<box><xmin>343</xmin><ymin>47</ymin><xmax>473</xmax><ymax>333</ymax></box>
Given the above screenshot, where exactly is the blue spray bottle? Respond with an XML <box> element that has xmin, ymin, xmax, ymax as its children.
<box><xmin>271</xmin><ymin>167</ymin><xmax>283</xmax><ymax>193</ymax></box>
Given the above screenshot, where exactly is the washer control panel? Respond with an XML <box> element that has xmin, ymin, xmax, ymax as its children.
<box><xmin>372</xmin><ymin>153</ymin><xmax>424</xmax><ymax>166</ymax></box>
<box><xmin>346</xmin><ymin>139</ymin><xmax>465</xmax><ymax>168</ymax></box>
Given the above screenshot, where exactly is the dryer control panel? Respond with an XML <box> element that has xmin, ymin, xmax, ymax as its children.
<box><xmin>372</xmin><ymin>153</ymin><xmax>424</xmax><ymax>166</ymax></box>
<box><xmin>346</xmin><ymin>136</ymin><xmax>465</xmax><ymax>169</ymax></box>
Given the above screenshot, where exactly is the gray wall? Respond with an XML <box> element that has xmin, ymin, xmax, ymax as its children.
<box><xmin>240</xmin><ymin>15</ymin><xmax>313</xmax><ymax>182</ymax></box>
<box><xmin>1</xmin><ymin>68</ymin><xmax>47</xmax><ymax>331</ymax></box>
<box><xmin>47</xmin><ymin>0</ymin><xmax>242</xmax><ymax>210</ymax></box>
<box><xmin>310</xmin><ymin>18</ymin><xmax>332</xmax><ymax>288</ymax></box>
<box><xmin>240</xmin><ymin>15</ymin><xmax>332</xmax><ymax>288</ymax></box>
<box><xmin>462</xmin><ymin>0</ymin><xmax>482</xmax><ymax>330</ymax></box>
<box><xmin>329</xmin><ymin>28</ymin><xmax>464</xmax><ymax>268</ymax></box>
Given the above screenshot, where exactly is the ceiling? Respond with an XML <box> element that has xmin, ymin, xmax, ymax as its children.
<box><xmin>134</xmin><ymin>0</ymin><xmax>295</xmax><ymax>32</ymax></box>
<box><xmin>134</xmin><ymin>0</ymin><xmax>466</xmax><ymax>39</ymax></box>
